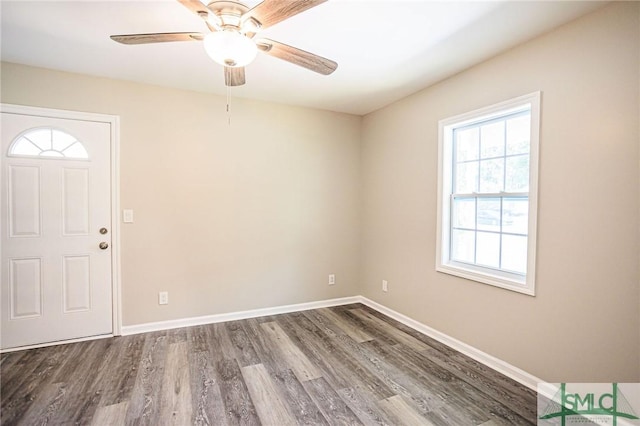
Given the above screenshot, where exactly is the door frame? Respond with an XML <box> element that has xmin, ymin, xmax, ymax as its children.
<box><xmin>0</xmin><ymin>103</ymin><xmax>122</xmax><ymax>346</ymax></box>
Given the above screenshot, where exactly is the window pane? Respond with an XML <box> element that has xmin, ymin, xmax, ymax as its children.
<box><xmin>52</xmin><ymin>130</ymin><xmax>76</xmax><ymax>152</ymax></box>
<box><xmin>11</xmin><ymin>138</ymin><xmax>42</xmax><ymax>156</ymax></box>
<box><xmin>451</xmin><ymin>229</ymin><xmax>475</xmax><ymax>264</ymax></box>
<box><xmin>453</xmin><ymin>198</ymin><xmax>475</xmax><ymax>229</ymax></box>
<box><xmin>477</xmin><ymin>198</ymin><xmax>500</xmax><ymax>232</ymax></box>
<box><xmin>62</xmin><ymin>142</ymin><xmax>89</xmax><ymax>159</ymax></box>
<box><xmin>40</xmin><ymin>150</ymin><xmax>64</xmax><ymax>158</ymax></box>
<box><xmin>455</xmin><ymin>127</ymin><xmax>479</xmax><ymax>161</ymax></box>
<box><xmin>480</xmin><ymin>121</ymin><xmax>505</xmax><ymax>159</ymax></box>
<box><xmin>476</xmin><ymin>231</ymin><xmax>500</xmax><ymax>269</ymax></box>
<box><xmin>505</xmin><ymin>154</ymin><xmax>529</xmax><ymax>192</ymax></box>
<box><xmin>502</xmin><ymin>234</ymin><xmax>527</xmax><ymax>274</ymax></box>
<box><xmin>25</xmin><ymin>129</ymin><xmax>52</xmax><ymax>151</ymax></box>
<box><xmin>479</xmin><ymin>158</ymin><xmax>504</xmax><ymax>193</ymax></box>
<box><xmin>506</xmin><ymin>115</ymin><xmax>530</xmax><ymax>155</ymax></box>
<box><xmin>455</xmin><ymin>161</ymin><xmax>478</xmax><ymax>193</ymax></box>
<box><xmin>502</xmin><ymin>198</ymin><xmax>528</xmax><ymax>235</ymax></box>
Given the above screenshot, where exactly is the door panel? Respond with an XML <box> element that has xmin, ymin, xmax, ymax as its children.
<box><xmin>1</xmin><ymin>112</ymin><xmax>113</xmax><ymax>349</ymax></box>
<box><xmin>9</xmin><ymin>257</ymin><xmax>42</xmax><ymax>319</ymax></box>
<box><xmin>62</xmin><ymin>255</ymin><xmax>91</xmax><ymax>313</ymax></box>
<box><xmin>9</xmin><ymin>165</ymin><xmax>41</xmax><ymax>237</ymax></box>
<box><xmin>62</xmin><ymin>168</ymin><xmax>90</xmax><ymax>236</ymax></box>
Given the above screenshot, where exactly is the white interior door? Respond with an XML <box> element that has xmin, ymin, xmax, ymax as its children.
<box><xmin>1</xmin><ymin>110</ymin><xmax>113</xmax><ymax>350</ymax></box>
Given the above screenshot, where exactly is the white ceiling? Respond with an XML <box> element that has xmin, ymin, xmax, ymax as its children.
<box><xmin>1</xmin><ymin>0</ymin><xmax>607</xmax><ymax>115</ymax></box>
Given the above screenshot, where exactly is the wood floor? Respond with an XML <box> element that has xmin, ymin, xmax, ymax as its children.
<box><xmin>1</xmin><ymin>303</ymin><xmax>537</xmax><ymax>425</ymax></box>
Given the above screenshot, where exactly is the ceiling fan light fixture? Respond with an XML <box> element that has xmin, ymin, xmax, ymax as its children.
<box><xmin>203</xmin><ymin>31</ymin><xmax>257</xmax><ymax>67</ymax></box>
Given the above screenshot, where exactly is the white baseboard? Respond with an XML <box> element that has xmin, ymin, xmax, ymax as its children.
<box><xmin>121</xmin><ymin>296</ymin><xmax>361</xmax><ymax>336</ymax></box>
<box><xmin>120</xmin><ymin>294</ymin><xmax>542</xmax><ymax>391</ymax></box>
<box><xmin>358</xmin><ymin>296</ymin><xmax>543</xmax><ymax>391</ymax></box>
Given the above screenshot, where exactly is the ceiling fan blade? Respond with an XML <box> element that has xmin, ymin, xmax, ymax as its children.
<box><xmin>256</xmin><ymin>38</ymin><xmax>337</xmax><ymax>75</ymax></box>
<box><xmin>177</xmin><ymin>0</ymin><xmax>221</xmax><ymax>31</ymax></box>
<box><xmin>225</xmin><ymin>67</ymin><xmax>246</xmax><ymax>86</ymax></box>
<box><xmin>177</xmin><ymin>0</ymin><xmax>211</xmax><ymax>17</ymax></box>
<box><xmin>245</xmin><ymin>0</ymin><xmax>327</xmax><ymax>30</ymax></box>
<box><xmin>111</xmin><ymin>32</ymin><xmax>204</xmax><ymax>45</ymax></box>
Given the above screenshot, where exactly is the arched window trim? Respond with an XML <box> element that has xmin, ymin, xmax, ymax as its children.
<box><xmin>7</xmin><ymin>126</ymin><xmax>90</xmax><ymax>161</ymax></box>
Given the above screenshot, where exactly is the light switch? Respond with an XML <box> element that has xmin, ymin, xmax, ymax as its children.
<box><xmin>123</xmin><ymin>209</ymin><xmax>134</xmax><ymax>223</ymax></box>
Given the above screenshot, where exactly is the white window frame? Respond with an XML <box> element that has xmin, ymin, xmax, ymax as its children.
<box><xmin>436</xmin><ymin>92</ymin><xmax>541</xmax><ymax>296</ymax></box>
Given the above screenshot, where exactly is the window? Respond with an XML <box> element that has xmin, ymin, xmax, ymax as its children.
<box><xmin>9</xmin><ymin>128</ymin><xmax>89</xmax><ymax>160</ymax></box>
<box><xmin>436</xmin><ymin>92</ymin><xmax>540</xmax><ymax>295</ymax></box>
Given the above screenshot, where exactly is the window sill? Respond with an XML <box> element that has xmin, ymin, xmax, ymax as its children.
<box><xmin>436</xmin><ymin>263</ymin><xmax>535</xmax><ymax>296</ymax></box>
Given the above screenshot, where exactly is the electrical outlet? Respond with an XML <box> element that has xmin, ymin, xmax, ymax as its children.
<box><xmin>382</xmin><ymin>280</ymin><xmax>388</xmax><ymax>292</ymax></box>
<box><xmin>159</xmin><ymin>291</ymin><xmax>168</xmax><ymax>305</ymax></box>
<box><xmin>328</xmin><ymin>274</ymin><xmax>335</xmax><ymax>285</ymax></box>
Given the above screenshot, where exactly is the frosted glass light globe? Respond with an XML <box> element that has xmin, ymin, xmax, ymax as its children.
<box><xmin>203</xmin><ymin>31</ymin><xmax>258</xmax><ymax>67</ymax></box>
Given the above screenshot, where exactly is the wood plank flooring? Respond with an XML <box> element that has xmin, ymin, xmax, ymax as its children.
<box><xmin>0</xmin><ymin>303</ymin><xmax>537</xmax><ymax>425</ymax></box>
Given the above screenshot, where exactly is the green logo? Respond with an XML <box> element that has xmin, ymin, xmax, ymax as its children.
<box><xmin>539</xmin><ymin>383</ymin><xmax>639</xmax><ymax>426</ymax></box>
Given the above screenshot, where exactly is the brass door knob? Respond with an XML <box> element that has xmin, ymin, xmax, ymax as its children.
<box><xmin>99</xmin><ymin>242</ymin><xmax>109</xmax><ymax>250</ymax></box>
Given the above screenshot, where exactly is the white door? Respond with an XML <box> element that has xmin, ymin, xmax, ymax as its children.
<box><xmin>1</xmin><ymin>110</ymin><xmax>113</xmax><ymax>350</ymax></box>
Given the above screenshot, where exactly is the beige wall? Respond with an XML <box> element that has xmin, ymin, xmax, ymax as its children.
<box><xmin>360</xmin><ymin>2</ymin><xmax>640</xmax><ymax>382</ymax></box>
<box><xmin>1</xmin><ymin>63</ymin><xmax>362</xmax><ymax>325</ymax></box>
<box><xmin>2</xmin><ymin>1</ymin><xmax>638</xmax><ymax>383</ymax></box>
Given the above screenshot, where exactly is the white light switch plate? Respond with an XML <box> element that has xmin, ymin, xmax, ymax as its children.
<box><xmin>123</xmin><ymin>209</ymin><xmax>134</xmax><ymax>223</ymax></box>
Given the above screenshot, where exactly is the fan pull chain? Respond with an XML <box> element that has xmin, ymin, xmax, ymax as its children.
<box><xmin>226</xmin><ymin>85</ymin><xmax>232</xmax><ymax>126</ymax></box>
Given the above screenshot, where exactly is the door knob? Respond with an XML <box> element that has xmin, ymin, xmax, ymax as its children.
<box><xmin>99</xmin><ymin>242</ymin><xmax>109</xmax><ymax>250</ymax></box>
<box><xmin>99</xmin><ymin>227</ymin><xmax>108</xmax><ymax>234</ymax></box>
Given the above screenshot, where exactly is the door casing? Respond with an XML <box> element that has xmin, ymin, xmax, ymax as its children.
<box><xmin>0</xmin><ymin>103</ymin><xmax>121</xmax><ymax>351</ymax></box>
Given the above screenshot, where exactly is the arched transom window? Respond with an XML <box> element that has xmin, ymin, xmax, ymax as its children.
<box><xmin>9</xmin><ymin>128</ymin><xmax>89</xmax><ymax>160</ymax></box>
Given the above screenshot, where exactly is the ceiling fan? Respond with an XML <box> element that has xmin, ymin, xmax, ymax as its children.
<box><xmin>110</xmin><ymin>0</ymin><xmax>338</xmax><ymax>87</ymax></box>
